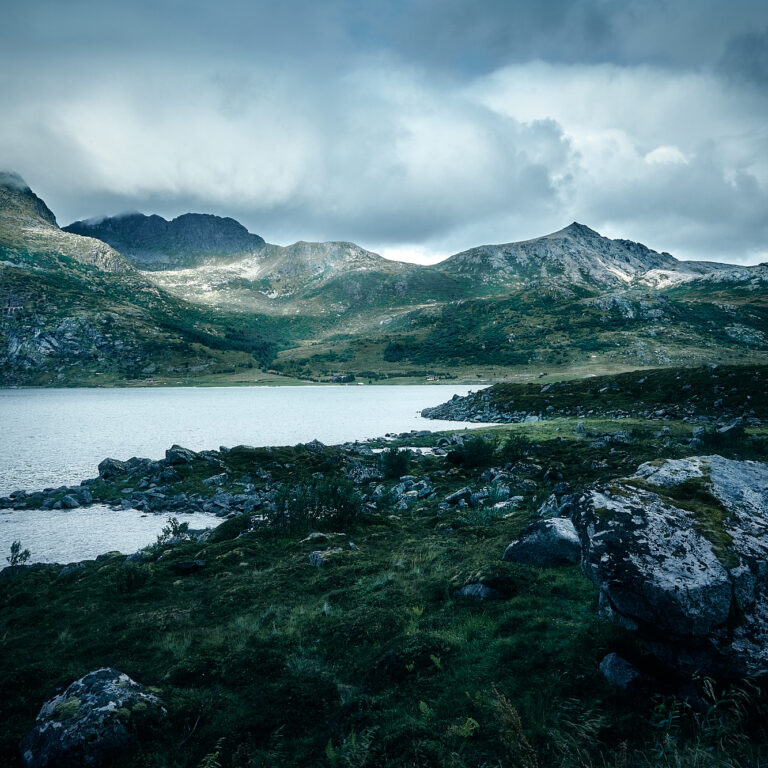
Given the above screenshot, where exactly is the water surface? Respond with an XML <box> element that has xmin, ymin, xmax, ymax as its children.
<box><xmin>0</xmin><ymin>506</ymin><xmax>217</xmax><ymax>564</ymax></box>
<box><xmin>0</xmin><ymin>384</ymin><xmax>481</xmax><ymax>495</ymax></box>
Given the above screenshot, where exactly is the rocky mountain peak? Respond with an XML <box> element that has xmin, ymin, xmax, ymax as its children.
<box><xmin>63</xmin><ymin>211</ymin><xmax>266</xmax><ymax>269</ymax></box>
<box><xmin>0</xmin><ymin>170</ymin><xmax>58</xmax><ymax>227</ymax></box>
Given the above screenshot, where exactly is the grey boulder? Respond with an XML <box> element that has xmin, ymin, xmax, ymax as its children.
<box><xmin>21</xmin><ymin>668</ymin><xmax>165</xmax><ymax>767</ymax></box>
<box><xmin>502</xmin><ymin>518</ymin><xmax>580</xmax><ymax>566</ymax></box>
<box><xmin>573</xmin><ymin>455</ymin><xmax>768</xmax><ymax>677</ymax></box>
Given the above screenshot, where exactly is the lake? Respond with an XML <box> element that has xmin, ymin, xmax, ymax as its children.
<box><xmin>0</xmin><ymin>385</ymin><xmax>485</xmax><ymax>562</ymax></box>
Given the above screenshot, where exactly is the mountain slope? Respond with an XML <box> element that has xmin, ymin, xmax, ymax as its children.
<box><xmin>64</xmin><ymin>211</ymin><xmax>266</xmax><ymax>269</ymax></box>
<box><xmin>0</xmin><ymin>172</ymin><xmax>131</xmax><ymax>273</ymax></box>
<box><xmin>3</xmin><ymin>172</ymin><xmax>766</xmax><ymax>386</ymax></box>
<box><xmin>0</xmin><ymin>174</ymin><xmax>286</xmax><ymax>385</ymax></box>
<box><xmin>435</xmin><ymin>222</ymin><xmax>735</xmax><ymax>289</ymax></box>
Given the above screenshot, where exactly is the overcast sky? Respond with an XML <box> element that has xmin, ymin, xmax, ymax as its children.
<box><xmin>2</xmin><ymin>0</ymin><xmax>767</xmax><ymax>264</ymax></box>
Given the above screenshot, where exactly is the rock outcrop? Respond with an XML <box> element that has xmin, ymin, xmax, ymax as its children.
<box><xmin>572</xmin><ymin>456</ymin><xmax>768</xmax><ymax>677</ymax></box>
<box><xmin>21</xmin><ymin>668</ymin><xmax>165</xmax><ymax>767</ymax></box>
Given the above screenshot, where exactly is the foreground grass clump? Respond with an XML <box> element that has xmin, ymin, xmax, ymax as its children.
<box><xmin>2</xmin><ymin>421</ymin><xmax>768</xmax><ymax>767</ymax></box>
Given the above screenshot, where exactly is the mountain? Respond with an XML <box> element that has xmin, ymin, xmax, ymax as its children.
<box><xmin>64</xmin><ymin>211</ymin><xmax>266</xmax><ymax>269</ymax></box>
<box><xmin>0</xmin><ymin>171</ymin><xmax>130</xmax><ymax>273</ymax></box>
<box><xmin>0</xmin><ymin>173</ymin><xmax>286</xmax><ymax>386</ymax></box>
<box><xmin>436</xmin><ymin>221</ymin><xmax>735</xmax><ymax>289</ymax></box>
<box><xmin>2</xmin><ymin>171</ymin><xmax>766</xmax><ymax>386</ymax></box>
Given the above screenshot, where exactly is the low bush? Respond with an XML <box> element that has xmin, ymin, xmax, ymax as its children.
<box><xmin>446</xmin><ymin>435</ymin><xmax>495</xmax><ymax>468</ymax></box>
<box><xmin>378</xmin><ymin>447</ymin><xmax>412</xmax><ymax>479</ymax></box>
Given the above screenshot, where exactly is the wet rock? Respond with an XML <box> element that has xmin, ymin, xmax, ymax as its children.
<box><xmin>502</xmin><ymin>518</ymin><xmax>580</xmax><ymax>566</ymax></box>
<box><xmin>20</xmin><ymin>668</ymin><xmax>165</xmax><ymax>768</ymax></box>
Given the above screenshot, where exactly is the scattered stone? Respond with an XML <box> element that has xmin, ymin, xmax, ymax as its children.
<box><xmin>165</xmin><ymin>446</ymin><xmax>197</xmax><ymax>465</ymax></box>
<box><xmin>574</xmin><ymin>455</ymin><xmax>768</xmax><ymax>677</ymax></box>
<box><xmin>309</xmin><ymin>548</ymin><xmax>345</xmax><ymax>567</ymax></box>
<box><xmin>445</xmin><ymin>487</ymin><xmax>472</xmax><ymax>505</ymax></box>
<box><xmin>455</xmin><ymin>583</ymin><xmax>506</xmax><ymax>601</ymax></box>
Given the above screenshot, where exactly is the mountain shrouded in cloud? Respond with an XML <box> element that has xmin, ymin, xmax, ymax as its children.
<box><xmin>0</xmin><ymin>0</ymin><xmax>766</xmax><ymax>264</ymax></box>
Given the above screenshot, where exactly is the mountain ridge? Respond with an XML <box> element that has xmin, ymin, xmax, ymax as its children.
<box><xmin>64</xmin><ymin>211</ymin><xmax>266</xmax><ymax>269</ymax></box>
<box><xmin>2</xmin><ymin>171</ymin><xmax>766</xmax><ymax>386</ymax></box>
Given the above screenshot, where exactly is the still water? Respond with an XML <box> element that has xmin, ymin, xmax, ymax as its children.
<box><xmin>0</xmin><ymin>385</ymin><xmax>483</xmax><ymax>562</ymax></box>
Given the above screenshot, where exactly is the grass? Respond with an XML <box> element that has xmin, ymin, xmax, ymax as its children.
<box><xmin>3</xmin><ymin>416</ymin><xmax>768</xmax><ymax>766</ymax></box>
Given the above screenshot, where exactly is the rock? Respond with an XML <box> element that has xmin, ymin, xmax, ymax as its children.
<box><xmin>455</xmin><ymin>583</ymin><xmax>506</xmax><ymax>601</ymax></box>
<box><xmin>60</xmin><ymin>495</ymin><xmax>79</xmax><ymax>509</ymax></box>
<box><xmin>20</xmin><ymin>668</ymin><xmax>165</xmax><ymax>768</ymax></box>
<box><xmin>445</xmin><ymin>487</ymin><xmax>472</xmax><ymax>505</ymax></box>
<box><xmin>599</xmin><ymin>654</ymin><xmax>643</xmax><ymax>692</ymax></box>
<box><xmin>169</xmin><ymin>560</ymin><xmax>206</xmax><ymax>575</ymax></box>
<box><xmin>165</xmin><ymin>445</ymin><xmax>197</xmax><ymax>465</ymax></box>
<box><xmin>573</xmin><ymin>456</ymin><xmax>768</xmax><ymax>677</ymax></box>
<box><xmin>97</xmin><ymin>457</ymin><xmax>127</xmax><ymax>480</ymax></box>
<box><xmin>717</xmin><ymin>420</ymin><xmax>746</xmax><ymax>439</ymax></box>
<box><xmin>309</xmin><ymin>548</ymin><xmax>344</xmax><ymax>567</ymax></box>
<box><xmin>57</xmin><ymin>563</ymin><xmax>86</xmax><ymax>579</ymax></box>
<box><xmin>304</xmin><ymin>439</ymin><xmax>325</xmax><ymax>453</ymax></box>
<box><xmin>202</xmin><ymin>473</ymin><xmax>227</xmax><ymax>486</ymax></box>
<box><xmin>502</xmin><ymin>518</ymin><xmax>580</xmax><ymax>566</ymax></box>
<box><xmin>75</xmin><ymin>489</ymin><xmax>93</xmax><ymax>505</ymax></box>
<box><xmin>574</xmin><ymin>422</ymin><xmax>586</xmax><ymax>434</ymax></box>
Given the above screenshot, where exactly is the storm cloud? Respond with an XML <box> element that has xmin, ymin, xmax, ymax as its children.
<box><xmin>1</xmin><ymin>0</ymin><xmax>767</xmax><ymax>264</ymax></box>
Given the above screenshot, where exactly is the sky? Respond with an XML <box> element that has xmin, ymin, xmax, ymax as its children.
<box><xmin>1</xmin><ymin>0</ymin><xmax>767</xmax><ymax>265</ymax></box>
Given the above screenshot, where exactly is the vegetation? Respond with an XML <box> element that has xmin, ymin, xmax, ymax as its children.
<box><xmin>2</xmin><ymin>409</ymin><xmax>768</xmax><ymax>767</ymax></box>
<box><xmin>378</xmin><ymin>448</ymin><xmax>413</xmax><ymax>479</ymax></box>
<box><xmin>6</xmin><ymin>540</ymin><xmax>30</xmax><ymax>568</ymax></box>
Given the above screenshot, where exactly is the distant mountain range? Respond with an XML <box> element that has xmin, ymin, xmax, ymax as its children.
<box><xmin>1</xmin><ymin>171</ymin><xmax>766</xmax><ymax>386</ymax></box>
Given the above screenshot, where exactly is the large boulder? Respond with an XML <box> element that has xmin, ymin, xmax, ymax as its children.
<box><xmin>97</xmin><ymin>458</ymin><xmax>127</xmax><ymax>480</ymax></box>
<box><xmin>21</xmin><ymin>668</ymin><xmax>165</xmax><ymax>767</ymax></box>
<box><xmin>165</xmin><ymin>445</ymin><xmax>197</xmax><ymax>465</ymax></box>
<box><xmin>573</xmin><ymin>455</ymin><xmax>768</xmax><ymax>677</ymax></box>
<box><xmin>502</xmin><ymin>518</ymin><xmax>580</xmax><ymax>566</ymax></box>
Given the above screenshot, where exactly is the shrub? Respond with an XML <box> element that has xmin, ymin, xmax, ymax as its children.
<box><xmin>378</xmin><ymin>447</ymin><xmax>412</xmax><ymax>479</ymax></box>
<box><xmin>271</xmin><ymin>478</ymin><xmax>362</xmax><ymax>532</ymax></box>
<box><xmin>446</xmin><ymin>436</ymin><xmax>495</xmax><ymax>468</ymax></box>
<box><xmin>6</xmin><ymin>540</ymin><xmax>30</xmax><ymax>567</ymax></box>
<box><xmin>156</xmin><ymin>516</ymin><xmax>190</xmax><ymax>545</ymax></box>
<box><xmin>383</xmin><ymin>343</ymin><xmax>406</xmax><ymax>362</ymax></box>
<box><xmin>497</xmin><ymin>433</ymin><xmax>532</xmax><ymax>463</ymax></box>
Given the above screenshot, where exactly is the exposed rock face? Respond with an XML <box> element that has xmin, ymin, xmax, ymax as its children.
<box><xmin>502</xmin><ymin>518</ymin><xmax>580</xmax><ymax>566</ymax></box>
<box><xmin>20</xmin><ymin>668</ymin><xmax>165</xmax><ymax>767</ymax></box>
<box><xmin>572</xmin><ymin>456</ymin><xmax>768</xmax><ymax>677</ymax></box>
<box><xmin>64</xmin><ymin>212</ymin><xmax>266</xmax><ymax>269</ymax></box>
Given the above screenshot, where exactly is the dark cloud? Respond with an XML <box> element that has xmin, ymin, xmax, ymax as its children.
<box><xmin>1</xmin><ymin>0</ymin><xmax>767</xmax><ymax>263</ymax></box>
<box><xmin>721</xmin><ymin>26</ymin><xmax>768</xmax><ymax>85</ymax></box>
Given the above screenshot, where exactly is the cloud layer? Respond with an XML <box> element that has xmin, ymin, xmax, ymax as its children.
<box><xmin>1</xmin><ymin>0</ymin><xmax>766</xmax><ymax>264</ymax></box>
